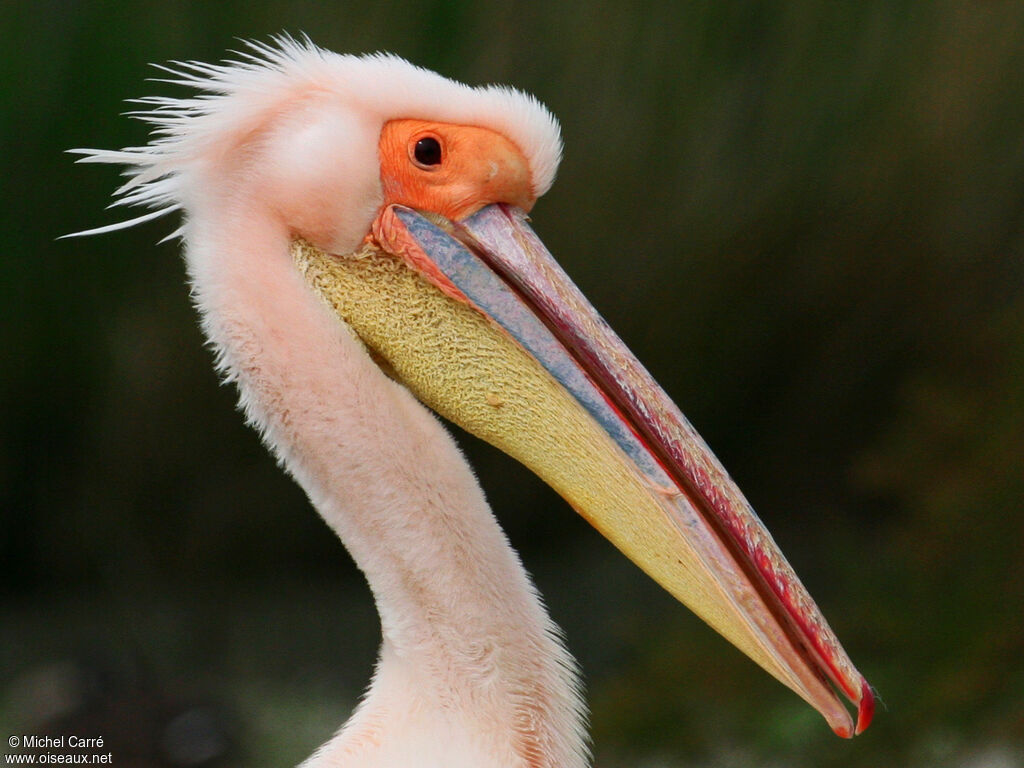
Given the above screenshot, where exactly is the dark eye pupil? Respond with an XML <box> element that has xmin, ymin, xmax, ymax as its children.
<box><xmin>414</xmin><ymin>137</ymin><xmax>442</xmax><ymax>166</ymax></box>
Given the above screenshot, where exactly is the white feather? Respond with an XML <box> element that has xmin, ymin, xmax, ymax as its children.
<box><xmin>73</xmin><ymin>37</ymin><xmax>586</xmax><ymax>768</ymax></box>
<box><xmin>67</xmin><ymin>35</ymin><xmax>562</xmax><ymax>243</ymax></box>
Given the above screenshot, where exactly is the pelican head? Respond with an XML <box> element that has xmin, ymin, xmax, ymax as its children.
<box><xmin>71</xmin><ymin>37</ymin><xmax>872</xmax><ymax>767</ymax></box>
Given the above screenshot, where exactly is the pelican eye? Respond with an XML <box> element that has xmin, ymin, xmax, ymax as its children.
<box><xmin>413</xmin><ymin>136</ymin><xmax>442</xmax><ymax>168</ymax></box>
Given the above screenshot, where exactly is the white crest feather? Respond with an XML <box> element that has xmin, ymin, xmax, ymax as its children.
<box><xmin>66</xmin><ymin>35</ymin><xmax>563</xmax><ymax>240</ymax></box>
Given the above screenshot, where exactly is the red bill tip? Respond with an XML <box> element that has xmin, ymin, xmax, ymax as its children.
<box><xmin>855</xmin><ymin>678</ymin><xmax>875</xmax><ymax>735</ymax></box>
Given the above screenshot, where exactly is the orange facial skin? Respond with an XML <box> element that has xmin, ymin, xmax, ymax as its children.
<box><xmin>378</xmin><ymin>119</ymin><xmax>536</xmax><ymax>220</ymax></box>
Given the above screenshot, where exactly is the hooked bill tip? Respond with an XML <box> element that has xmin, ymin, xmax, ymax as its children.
<box><xmin>828</xmin><ymin>677</ymin><xmax>875</xmax><ymax>738</ymax></box>
<box><xmin>834</xmin><ymin>678</ymin><xmax>875</xmax><ymax>738</ymax></box>
<box><xmin>855</xmin><ymin>678</ymin><xmax>875</xmax><ymax>735</ymax></box>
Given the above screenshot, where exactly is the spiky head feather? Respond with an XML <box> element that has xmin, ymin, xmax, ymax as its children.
<box><xmin>69</xmin><ymin>35</ymin><xmax>563</xmax><ymax>250</ymax></box>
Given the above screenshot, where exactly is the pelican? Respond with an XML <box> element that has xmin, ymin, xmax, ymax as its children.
<box><xmin>70</xmin><ymin>38</ymin><xmax>873</xmax><ymax>767</ymax></box>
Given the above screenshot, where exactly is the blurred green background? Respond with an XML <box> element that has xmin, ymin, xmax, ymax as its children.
<box><xmin>2</xmin><ymin>1</ymin><xmax>1022</xmax><ymax>766</ymax></box>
